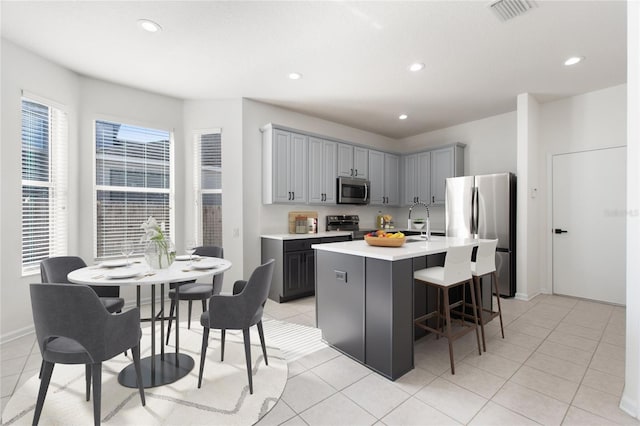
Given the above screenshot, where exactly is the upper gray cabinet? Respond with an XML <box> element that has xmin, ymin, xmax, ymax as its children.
<box><xmin>338</xmin><ymin>143</ymin><xmax>368</xmax><ymax>178</ymax></box>
<box><xmin>403</xmin><ymin>143</ymin><xmax>465</xmax><ymax>206</ymax></box>
<box><xmin>369</xmin><ymin>150</ymin><xmax>399</xmax><ymax>206</ymax></box>
<box><xmin>430</xmin><ymin>145</ymin><xmax>465</xmax><ymax>205</ymax></box>
<box><xmin>403</xmin><ymin>151</ymin><xmax>431</xmax><ymax>206</ymax></box>
<box><xmin>263</xmin><ymin>125</ymin><xmax>308</xmax><ymax>204</ymax></box>
<box><xmin>309</xmin><ymin>137</ymin><xmax>337</xmax><ymax>204</ymax></box>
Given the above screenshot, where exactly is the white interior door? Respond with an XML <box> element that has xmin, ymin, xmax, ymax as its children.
<box><xmin>552</xmin><ymin>147</ymin><xmax>626</xmax><ymax>305</ymax></box>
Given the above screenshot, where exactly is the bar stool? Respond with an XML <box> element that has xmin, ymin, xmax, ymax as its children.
<box><xmin>414</xmin><ymin>244</ymin><xmax>481</xmax><ymax>374</ymax></box>
<box><xmin>471</xmin><ymin>239</ymin><xmax>504</xmax><ymax>352</ymax></box>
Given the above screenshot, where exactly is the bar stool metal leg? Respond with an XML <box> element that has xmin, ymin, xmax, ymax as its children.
<box><xmin>468</xmin><ymin>279</ymin><xmax>482</xmax><ymax>356</ymax></box>
<box><xmin>492</xmin><ymin>271</ymin><xmax>505</xmax><ymax>339</ymax></box>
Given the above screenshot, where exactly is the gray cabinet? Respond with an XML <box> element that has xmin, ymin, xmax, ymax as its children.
<box><xmin>308</xmin><ymin>137</ymin><xmax>337</xmax><ymax>204</ymax></box>
<box><xmin>369</xmin><ymin>150</ymin><xmax>399</xmax><ymax>206</ymax></box>
<box><xmin>262</xmin><ymin>235</ymin><xmax>351</xmax><ymax>302</ymax></box>
<box><xmin>263</xmin><ymin>126</ymin><xmax>308</xmax><ymax>204</ymax></box>
<box><xmin>430</xmin><ymin>145</ymin><xmax>464</xmax><ymax>205</ymax></box>
<box><xmin>402</xmin><ymin>144</ymin><xmax>465</xmax><ymax>206</ymax></box>
<box><xmin>403</xmin><ymin>151</ymin><xmax>431</xmax><ymax>205</ymax></box>
<box><xmin>338</xmin><ymin>143</ymin><xmax>368</xmax><ymax>178</ymax></box>
<box><xmin>316</xmin><ymin>251</ymin><xmax>366</xmax><ymax>362</ymax></box>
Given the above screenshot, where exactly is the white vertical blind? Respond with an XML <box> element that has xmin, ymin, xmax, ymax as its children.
<box><xmin>95</xmin><ymin>120</ymin><xmax>173</xmax><ymax>259</ymax></box>
<box><xmin>194</xmin><ymin>130</ymin><xmax>222</xmax><ymax>246</ymax></box>
<box><xmin>21</xmin><ymin>98</ymin><xmax>68</xmax><ymax>274</ymax></box>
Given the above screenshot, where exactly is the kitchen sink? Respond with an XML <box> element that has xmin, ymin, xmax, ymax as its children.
<box><xmin>405</xmin><ymin>238</ymin><xmax>428</xmax><ymax>243</ymax></box>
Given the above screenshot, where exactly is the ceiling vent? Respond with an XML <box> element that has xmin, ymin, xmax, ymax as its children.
<box><xmin>490</xmin><ymin>0</ymin><xmax>537</xmax><ymax>21</ymax></box>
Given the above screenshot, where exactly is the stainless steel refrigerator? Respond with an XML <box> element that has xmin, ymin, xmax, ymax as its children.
<box><xmin>445</xmin><ymin>172</ymin><xmax>516</xmax><ymax>297</ymax></box>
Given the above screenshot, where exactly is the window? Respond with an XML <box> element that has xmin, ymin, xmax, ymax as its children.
<box><xmin>194</xmin><ymin>130</ymin><xmax>222</xmax><ymax>246</ymax></box>
<box><xmin>95</xmin><ymin>120</ymin><xmax>173</xmax><ymax>259</ymax></box>
<box><xmin>21</xmin><ymin>97</ymin><xmax>68</xmax><ymax>274</ymax></box>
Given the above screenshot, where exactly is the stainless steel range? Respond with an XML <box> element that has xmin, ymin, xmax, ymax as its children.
<box><xmin>326</xmin><ymin>215</ymin><xmax>373</xmax><ymax>240</ymax></box>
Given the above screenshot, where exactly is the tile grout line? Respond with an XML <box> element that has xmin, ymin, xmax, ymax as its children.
<box><xmin>501</xmin><ymin>298</ymin><xmax>580</xmax><ymax>425</ymax></box>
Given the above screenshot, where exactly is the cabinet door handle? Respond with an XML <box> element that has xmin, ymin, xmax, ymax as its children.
<box><xmin>432</xmin><ymin>195</ymin><xmax>435</xmax><ymax>203</ymax></box>
<box><xmin>288</xmin><ymin>191</ymin><xmax>291</xmax><ymax>200</ymax></box>
<box><xmin>355</xmin><ymin>169</ymin><xmax>358</xmax><ymax>176</ymax></box>
<box><xmin>292</xmin><ymin>191</ymin><xmax>295</xmax><ymax>200</ymax></box>
<box><xmin>350</xmin><ymin>168</ymin><xmax>354</xmax><ymax>176</ymax></box>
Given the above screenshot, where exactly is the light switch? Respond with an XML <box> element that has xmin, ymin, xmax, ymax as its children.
<box><xmin>335</xmin><ymin>270</ymin><xmax>347</xmax><ymax>282</ymax></box>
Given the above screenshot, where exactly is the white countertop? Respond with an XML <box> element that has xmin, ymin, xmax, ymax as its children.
<box><xmin>261</xmin><ymin>231</ymin><xmax>353</xmax><ymax>240</ymax></box>
<box><xmin>311</xmin><ymin>236</ymin><xmax>479</xmax><ymax>261</ymax></box>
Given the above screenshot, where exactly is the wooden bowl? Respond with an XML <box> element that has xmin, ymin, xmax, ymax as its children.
<box><xmin>364</xmin><ymin>235</ymin><xmax>406</xmax><ymax>247</ymax></box>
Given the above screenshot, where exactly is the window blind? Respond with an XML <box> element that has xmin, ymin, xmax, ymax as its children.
<box><xmin>194</xmin><ymin>130</ymin><xmax>222</xmax><ymax>246</ymax></box>
<box><xmin>95</xmin><ymin>120</ymin><xmax>172</xmax><ymax>259</ymax></box>
<box><xmin>21</xmin><ymin>98</ymin><xmax>68</xmax><ymax>274</ymax></box>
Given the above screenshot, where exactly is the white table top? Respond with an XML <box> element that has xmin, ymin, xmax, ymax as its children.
<box><xmin>67</xmin><ymin>258</ymin><xmax>232</xmax><ymax>286</ymax></box>
<box><xmin>311</xmin><ymin>236</ymin><xmax>480</xmax><ymax>261</ymax></box>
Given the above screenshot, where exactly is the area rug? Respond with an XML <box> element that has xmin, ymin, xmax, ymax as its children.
<box><xmin>2</xmin><ymin>322</ymin><xmax>287</xmax><ymax>425</ymax></box>
<box><xmin>261</xmin><ymin>319</ymin><xmax>327</xmax><ymax>362</ymax></box>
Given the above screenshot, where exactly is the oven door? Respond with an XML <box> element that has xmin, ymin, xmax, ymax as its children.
<box><xmin>337</xmin><ymin>177</ymin><xmax>370</xmax><ymax>204</ymax></box>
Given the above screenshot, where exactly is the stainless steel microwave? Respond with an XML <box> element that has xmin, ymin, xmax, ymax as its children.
<box><xmin>337</xmin><ymin>176</ymin><xmax>370</xmax><ymax>205</ymax></box>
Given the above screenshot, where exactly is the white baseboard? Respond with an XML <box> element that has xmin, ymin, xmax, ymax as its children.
<box><xmin>620</xmin><ymin>392</ymin><xmax>639</xmax><ymax>420</ymax></box>
<box><xmin>0</xmin><ymin>325</ymin><xmax>35</xmax><ymax>345</ymax></box>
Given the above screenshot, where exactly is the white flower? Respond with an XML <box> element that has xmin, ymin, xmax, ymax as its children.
<box><xmin>140</xmin><ymin>216</ymin><xmax>165</xmax><ymax>243</ymax></box>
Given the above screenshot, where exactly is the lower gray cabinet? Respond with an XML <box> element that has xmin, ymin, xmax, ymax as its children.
<box><xmin>316</xmin><ymin>251</ymin><xmax>365</xmax><ymax>362</ymax></box>
<box><xmin>262</xmin><ymin>235</ymin><xmax>350</xmax><ymax>303</ymax></box>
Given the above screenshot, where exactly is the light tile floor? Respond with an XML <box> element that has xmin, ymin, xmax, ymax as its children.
<box><xmin>2</xmin><ymin>294</ymin><xmax>638</xmax><ymax>425</ymax></box>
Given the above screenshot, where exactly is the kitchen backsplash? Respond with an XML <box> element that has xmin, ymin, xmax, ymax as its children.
<box><xmin>259</xmin><ymin>203</ymin><xmax>445</xmax><ymax>234</ymax></box>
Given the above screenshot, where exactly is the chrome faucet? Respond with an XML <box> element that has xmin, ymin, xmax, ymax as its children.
<box><xmin>408</xmin><ymin>201</ymin><xmax>430</xmax><ymax>240</ymax></box>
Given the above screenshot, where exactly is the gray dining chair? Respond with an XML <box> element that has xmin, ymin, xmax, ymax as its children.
<box><xmin>29</xmin><ymin>283</ymin><xmax>145</xmax><ymax>426</ymax></box>
<box><xmin>40</xmin><ymin>256</ymin><xmax>124</xmax><ymax>313</ymax></box>
<box><xmin>198</xmin><ymin>259</ymin><xmax>275</xmax><ymax>394</ymax></box>
<box><xmin>166</xmin><ymin>246</ymin><xmax>224</xmax><ymax>344</ymax></box>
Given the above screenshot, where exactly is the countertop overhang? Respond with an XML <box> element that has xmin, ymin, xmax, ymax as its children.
<box><xmin>311</xmin><ymin>236</ymin><xmax>480</xmax><ymax>261</ymax></box>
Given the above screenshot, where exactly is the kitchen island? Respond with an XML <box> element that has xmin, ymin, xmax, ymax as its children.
<box><xmin>312</xmin><ymin>236</ymin><xmax>486</xmax><ymax>380</ymax></box>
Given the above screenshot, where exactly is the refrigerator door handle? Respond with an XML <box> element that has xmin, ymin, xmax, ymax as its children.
<box><xmin>472</xmin><ymin>186</ymin><xmax>479</xmax><ymax>236</ymax></box>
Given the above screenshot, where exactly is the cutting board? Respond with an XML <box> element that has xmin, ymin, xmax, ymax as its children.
<box><xmin>288</xmin><ymin>211</ymin><xmax>318</xmax><ymax>234</ymax></box>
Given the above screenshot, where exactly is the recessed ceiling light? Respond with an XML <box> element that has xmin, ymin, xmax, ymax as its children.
<box><xmin>398</xmin><ymin>114</ymin><xmax>408</xmax><ymax>120</ymax></box>
<box><xmin>564</xmin><ymin>56</ymin><xmax>584</xmax><ymax>66</ymax></box>
<box><xmin>288</xmin><ymin>72</ymin><xmax>302</xmax><ymax>80</ymax></box>
<box><xmin>138</xmin><ymin>19</ymin><xmax>162</xmax><ymax>33</ymax></box>
<box><xmin>409</xmin><ymin>63</ymin><xmax>425</xmax><ymax>72</ymax></box>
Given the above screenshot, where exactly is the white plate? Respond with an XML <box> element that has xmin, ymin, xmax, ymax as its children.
<box><xmin>191</xmin><ymin>259</ymin><xmax>223</xmax><ymax>270</ymax></box>
<box><xmin>99</xmin><ymin>259</ymin><xmax>129</xmax><ymax>268</ymax></box>
<box><xmin>105</xmin><ymin>266</ymin><xmax>145</xmax><ymax>279</ymax></box>
<box><xmin>175</xmin><ymin>254</ymin><xmax>201</xmax><ymax>261</ymax></box>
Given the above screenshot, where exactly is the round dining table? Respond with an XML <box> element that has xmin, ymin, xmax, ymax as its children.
<box><xmin>68</xmin><ymin>257</ymin><xmax>232</xmax><ymax>388</ymax></box>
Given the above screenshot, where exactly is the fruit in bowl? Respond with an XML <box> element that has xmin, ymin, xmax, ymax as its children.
<box><xmin>364</xmin><ymin>231</ymin><xmax>406</xmax><ymax>246</ymax></box>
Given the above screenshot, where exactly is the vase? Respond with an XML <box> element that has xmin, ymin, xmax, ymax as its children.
<box><xmin>144</xmin><ymin>238</ymin><xmax>175</xmax><ymax>270</ymax></box>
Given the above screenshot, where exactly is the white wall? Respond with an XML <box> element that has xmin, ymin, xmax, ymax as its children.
<box><xmin>400</xmin><ymin>111</ymin><xmax>517</xmax><ymax>176</ymax></box>
<box><xmin>537</xmin><ymin>84</ymin><xmax>627</xmax><ymax>296</ymax></box>
<box><xmin>1</xmin><ymin>40</ymin><xmax>80</xmax><ymax>340</ymax></box>
<box><xmin>516</xmin><ymin>94</ymin><xmax>541</xmax><ymax>300</ymax></box>
<box><xmin>182</xmin><ymin>99</ymin><xmax>244</xmax><ymax>290</ymax></box>
<box><xmin>621</xmin><ymin>0</ymin><xmax>640</xmax><ymax>418</ymax></box>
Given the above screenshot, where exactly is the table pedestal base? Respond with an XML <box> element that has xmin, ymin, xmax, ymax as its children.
<box><xmin>118</xmin><ymin>353</ymin><xmax>195</xmax><ymax>388</ymax></box>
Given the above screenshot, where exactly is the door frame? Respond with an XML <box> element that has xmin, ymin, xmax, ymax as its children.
<box><xmin>546</xmin><ymin>146</ymin><xmax>627</xmax><ymax>298</ymax></box>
